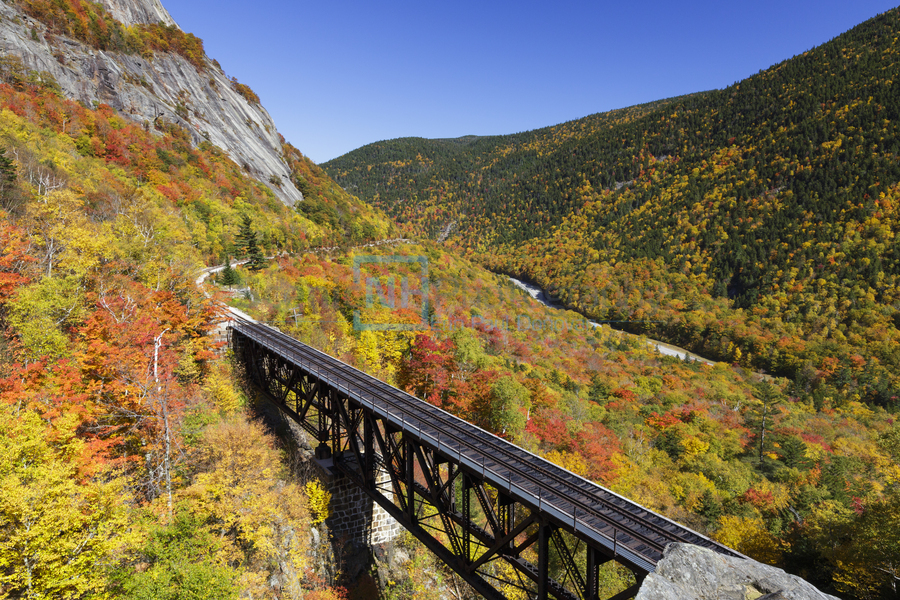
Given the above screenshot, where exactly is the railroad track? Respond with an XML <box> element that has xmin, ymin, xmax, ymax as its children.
<box><xmin>232</xmin><ymin>317</ymin><xmax>743</xmax><ymax>572</ymax></box>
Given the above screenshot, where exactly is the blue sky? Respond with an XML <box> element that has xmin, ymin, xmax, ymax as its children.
<box><xmin>162</xmin><ymin>1</ymin><xmax>898</xmax><ymax>163</ymax></box>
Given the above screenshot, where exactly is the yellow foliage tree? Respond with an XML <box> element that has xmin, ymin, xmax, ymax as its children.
<box><xmin>715</xmin><ymin>515</ymin><xmax>783</xmax><ymax>565</ymax></box>
<box><xmin>545</xmin><ymin>450</ymin><xmax>590</xmax><ymax>478</ymax></box>
<box><xmin>7</xmin><ymin>275</ymin><xmax>82</xmax><ymax>358</ymax></box>
<box><xmin>24</xmin><ymin>189</ymin><xmax>111</xmax><ymax>280</ymax></box>
<box><xmin>354</xmin><ymin>328</ymin><xmax>412</xmax><ymax>383</ymax></box>
<box><xmin>680</xmin><ymin>435</ymin><xmax>710</xmax><ymax>459</ymax></box>
<box><xmin>805</xmin><ymin>493</ymin><xmax>900</xmax><ymax>598</ymax></box>
<box><xmin>0</xmin><ymin>405</ymin><xmax>132</xmax><ymax>599</ymax></box>
<box><xmin>8</xmin><ymin>187</ymin><xmax>117</xmax><ymax>358</ymax></box>
<box><xmin>182</xmin><ymin>417</ymin><xmax>310</xmax><ymax>600</ymax></box>
<box><xmin>202</xmin><ymin>363</ymin><xmax>243</xmax><ymax>415</ymax></box>
<box><xmin>305</xmin><ymin>479</ymin><xmax>331</xmax><ymax>526</ymax></box>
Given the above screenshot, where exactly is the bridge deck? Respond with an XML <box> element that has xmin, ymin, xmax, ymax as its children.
<box><xmin>232</xmin><ymin>317</ymin><xmax>743</xmax><ymax>574</ymax></box>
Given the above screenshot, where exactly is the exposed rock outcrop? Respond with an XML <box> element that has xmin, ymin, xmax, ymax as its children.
<box><xmin>0</xmin><ymin>0</ymin><xmax>303</xmax><ymax>205</ymax></box>
<box><xmin>96</xmin><ymin>0</ymin><xmax>177</xmax><ymax>27</ymax></box>
<box><xmin>636</xmin><ymin>544</ymin><xmax>838</xmax><ymax>600</ymax></box>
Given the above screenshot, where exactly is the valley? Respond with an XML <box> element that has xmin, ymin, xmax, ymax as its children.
<box><xmin>508</xmin><ymin>275</ymin><xmax>715</xmax><ymax>364</ymax></box>
<box><xmin>325</xmin><ymin>8</ymin><xmax>900</xmax><ymax>412</ymax></box>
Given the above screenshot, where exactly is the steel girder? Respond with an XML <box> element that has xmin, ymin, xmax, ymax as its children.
<box><xmin>234</xmin><ymin>329</ymin><xmax>644</xmax><ymax>600</ymax></box>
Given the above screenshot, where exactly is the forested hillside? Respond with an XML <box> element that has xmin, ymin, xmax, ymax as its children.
<box><xmin>324</xmin><ymin>8</ymin><xmax>900</xmax><ymax>414</ymax></box>
<box><xmin>326</xmin><ymin>94</ymin><xmax>699</xmax><ymax>240</ymax></box>
<box><xmin>231</xmin><ymin>242</ymin><xmax>900</xmax><ymax>600</ymax></box>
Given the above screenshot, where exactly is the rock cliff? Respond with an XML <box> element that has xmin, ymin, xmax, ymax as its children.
<box><xmin>96</xmin><ymin>0</ymin><xmax>177</xmax><ymax>28</ymax></box>
<box><xmin>0</xmin><ymin>0</ymin><xmax>303</xmax><ymax>205</ymax></box>
<box><xmin>636</xmin><ymin>544</ymin><xmax>839</xmax><ymax>600</ymax></box>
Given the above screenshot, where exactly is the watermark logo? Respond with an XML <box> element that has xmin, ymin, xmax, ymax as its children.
<box><xmin>349</xmin><ymin>255</ymin><xmax>663</xmax><ymax>339</ymax></box>
<box><xmin>353</xmin><ymin>255</ymin><xmax>429</xmax><ymax>331</ymax></box>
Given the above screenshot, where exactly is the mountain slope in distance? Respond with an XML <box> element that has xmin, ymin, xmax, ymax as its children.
<box><xmin>324</xmin><ymin>7</ymin><xmax>900</xmax><ymax>407</ymax></box>
<box><xmin>325</xmin><ymin>93</ymin><xmax>708</xmax><ymax>239</ymax></box>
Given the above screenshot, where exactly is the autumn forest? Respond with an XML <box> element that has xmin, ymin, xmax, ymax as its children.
<box><xmin>324</xmin><ymin>7</ymin><xmax>900</xmax><ymax>598</ymax></box>
<box><xmin>0</xmin><ymin>1</ymin><xmax>898</xmax><ymax>599</ymax></box>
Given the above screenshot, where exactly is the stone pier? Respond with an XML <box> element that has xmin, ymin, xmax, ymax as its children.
<box><xmin>314</xmin><ymin>456</ymin><xmax>403</xmax><ymax>546</ymax></box>
<box><xmin>210</xmin><ymin>317</ymin><xmax>232</xmax><ymax>357</ymax></box>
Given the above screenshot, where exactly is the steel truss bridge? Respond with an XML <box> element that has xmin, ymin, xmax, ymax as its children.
<box><xmin>231</xmin><ymin>317</ymin><xmax>742</xmax><ymax>600</ymax></box>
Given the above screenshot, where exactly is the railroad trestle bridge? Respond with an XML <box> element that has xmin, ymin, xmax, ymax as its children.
<box><xmin>230</xmin><ymin>316</ymin><xmax>742</xmax><ymax>600</ymax></box>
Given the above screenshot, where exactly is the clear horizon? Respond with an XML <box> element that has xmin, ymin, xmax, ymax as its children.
<box><xmin>162</xmin><ymin>0</ymin><xmax>899</xmax><ymax>164</ymax></box>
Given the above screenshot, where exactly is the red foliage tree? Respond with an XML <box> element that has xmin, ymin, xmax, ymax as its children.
<box><xmin>526</xmin><ymin>407</ymin><xmax>571</xmax><ymax>450</ymax></box>
<box><xmin>576</xmin><ymin>422</ymin><xmax>621</xmax><ymax>482</ymax></box>
<box><xmin>397</xmin><ymin>333</ymin><xmax>456</xmax><ymax>406</ymax></box>
<box><xmin>0</xmin><ymin>223</ymin><xmax>30</xmax><ymax>302</ymax></box>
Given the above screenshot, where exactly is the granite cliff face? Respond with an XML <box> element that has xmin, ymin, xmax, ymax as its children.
<box><xmin>96</xmin><ymin>0</ymin><xmax>177</xmax><ymax>28</ymax></box>
<box><xmin>636</xmin><ymin>544</ymin><xmax>839</xmax><ymax>600</ymax></box>
<box><xmin>0</xmin><ymin>0</ymin><xmax>303</xmax><ymax>205</ymax></box>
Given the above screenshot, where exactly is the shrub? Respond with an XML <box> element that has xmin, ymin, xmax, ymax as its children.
<box><xmin>305</xmin><ymin>479</ymin><xmax>331</xmax><ymax>525</ymax></box>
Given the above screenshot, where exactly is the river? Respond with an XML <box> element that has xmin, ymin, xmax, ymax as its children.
<box><xmin>508</xmin><ymin>277</ymin><xmax>715</xmax><ymax>365</ymax></box>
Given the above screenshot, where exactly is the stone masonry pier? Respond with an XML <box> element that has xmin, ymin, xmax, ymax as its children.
<box><xmin>314</xmin><ymin>456</ymin><xmax>403</xmax><ymax>546</ymax></box>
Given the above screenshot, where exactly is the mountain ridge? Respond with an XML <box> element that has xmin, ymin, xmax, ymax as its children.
<box><xmin>326</xmin><ymin>93</ymin><xmax>705</xmax><ymax>238</ymax></box>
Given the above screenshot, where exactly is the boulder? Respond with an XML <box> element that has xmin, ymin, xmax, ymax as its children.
<box><xmin>636</xmin><ymin>544</ymin><xmax>838</xmax><ymax>600</ymax></box>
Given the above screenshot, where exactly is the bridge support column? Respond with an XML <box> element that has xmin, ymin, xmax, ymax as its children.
<box><xmin>211</xmin><ymin>318</ymin><xmax>232</xmax><ymax>357</ymax></box>
<box><xmin>587</xmin><ymin>547</ymin><xmax>602</xmax><ymax>600</ymax></box>
<box><xmin>315</xmin><ymin>457</ymin><xmax>403</xmax><ymax>546</ymax></box>
<box><xmin>538</xmin><ymin>522</ymin><xmax>550</xmax><ymax>600</ymax></box>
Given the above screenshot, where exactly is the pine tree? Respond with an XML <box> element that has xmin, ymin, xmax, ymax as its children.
<box><xmin>236</xmin><ymin>214</ymin><xmax>265</xmax><ymax>271</ymax></box>
<box><xmin>220</xmin><ymin>256</ymin><xmax>239</xmax><ymax>286</ymax></box>
<box><xmin>587</xmin><ymin>373</ymin><xmax>611</xmax><ymax>404</ymax></box>
<box><xmin>698</xmin><ymin>489</ymin><xmax>723</xmax><ymax>526</ymax></box>
<box><xmin>0</xmin><ymin>147</ymin><xmax>17</xmax><ymax>209</ymax></box>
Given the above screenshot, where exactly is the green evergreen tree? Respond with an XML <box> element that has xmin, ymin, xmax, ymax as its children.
<box><xmin>219</xmin><ymin>256</ymin><xmax>239</xmax><ymax>286</ymax></box>
<box><xmin>587</xmin><ymin>373</ymin><xmax>611</xmax><ymax>404</ymax></box>
<box><xmin>236</xmin><ymin>214</ymin><xmax>265</xmax><ymax>271</ymax></box>
<box><xmin>698</xmin><ymin>489</ymin><xmax>723</xmax><ymax>526</ymax></box>
<box><xmin>746</xmin><ymin>381</ymin><xmax>784</xmax><ymax>463</ymax></box>
<box><xmin>0</xmin><ymin>147</ymin><xmax>17</xmax><ymax>209</ymax></box>
<box><xmin>779</xmin><ymin>435</ymin><xmax>812</xmax><ymax>470</ymax></box>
